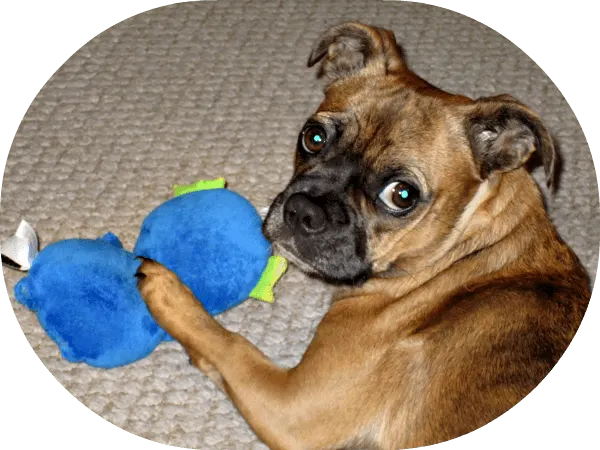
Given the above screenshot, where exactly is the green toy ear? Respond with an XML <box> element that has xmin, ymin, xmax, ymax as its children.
<box><xmin>172</xmin><ymin>178</ymin><xmax>227</xmax><ymax>197</ymax></box>
<box><xmin>249</xmin><ymin>255</ymin><xmax>288</xmax><ymax>303</ymax></box>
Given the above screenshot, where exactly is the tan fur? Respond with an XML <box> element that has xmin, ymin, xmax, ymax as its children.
<box><xmin>137</xmin><ymin>22</ymin><xmax>589</xmax><ymax>450</ymax></box>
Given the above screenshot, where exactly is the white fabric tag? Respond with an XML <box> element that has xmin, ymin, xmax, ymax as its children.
<box><xmin>1</xmin><ymin>220</ymin><xmax>39</xmax><ymax>271</ymax></box>
<box><xmin>258</xmin><ymin>206</ymin><xmax>270</xmax><ymax>219</ymax></box>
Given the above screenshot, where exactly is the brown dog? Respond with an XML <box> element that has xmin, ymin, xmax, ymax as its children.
<box><xmin>136</xmin><ymin>22</ymin><xmax>590</xmax><ymax>450</ymax></box>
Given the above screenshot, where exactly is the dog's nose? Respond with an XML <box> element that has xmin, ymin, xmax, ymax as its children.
<box><xmin>283</xmin><ymin>193</ymin><xmax>327</xmax><ymax>234</ymax></box>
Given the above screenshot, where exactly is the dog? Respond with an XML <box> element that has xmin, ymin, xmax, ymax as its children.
<box><xmin>136</xmin><ymin>22</ymin><xmax>590</xmax><ymax>449</ymax></box>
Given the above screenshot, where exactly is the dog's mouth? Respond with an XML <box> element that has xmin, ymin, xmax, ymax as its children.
<box><xmin>263</xmin><ymin>196</ymin><xmax>326</xmax><ymax>277</ymax></box>
<box><xmin>264</xmin><ymin>204</ymin><xmax>372</xmax><ymax>286</ymax></box>
<box><xmin>270</xmin><ymin>241</ymin><xmax>315</xmax><ymax>274</ymax></box>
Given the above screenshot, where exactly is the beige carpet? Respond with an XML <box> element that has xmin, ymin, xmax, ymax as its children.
<box><xmin>1</xmin><ymin>1</ymin><xmax>598</xmax><ymax>448</ymax></box>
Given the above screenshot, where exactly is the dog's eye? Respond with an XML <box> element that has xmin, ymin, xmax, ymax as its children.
<box><xmin>301</xmin><ymin>126</ymin><xmax>327</xmax><ymax>154</ymax></box>
<box><xmin>379</xmin><ymin>181</ymin><xmax>419</xmax><ymax>211</ymax></box>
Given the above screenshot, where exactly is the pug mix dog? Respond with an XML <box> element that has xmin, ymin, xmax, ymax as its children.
<box><xmin>136</xmin><ymin>22</ymin><xmax>590</xmax><ymax>450</ymax></box>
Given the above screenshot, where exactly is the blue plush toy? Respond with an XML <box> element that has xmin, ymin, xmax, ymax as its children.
<box><xmin>9</xmin><ymin>179</ymin><xmax>287</xmax><ymax>368</ymax></box>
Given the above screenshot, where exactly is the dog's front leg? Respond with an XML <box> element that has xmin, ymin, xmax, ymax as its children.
<box><xmin>136</xmin><ymin>260</ymin><xmax>372</xmax><ymax>450</ymax></box>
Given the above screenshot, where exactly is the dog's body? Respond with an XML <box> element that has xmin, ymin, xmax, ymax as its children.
<box><xmin>137</xmin><ymin>23</ymin><xmax>590</xmax><ymax>449</ymax></box>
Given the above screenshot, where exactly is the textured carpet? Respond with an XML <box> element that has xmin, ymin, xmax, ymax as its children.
<box><xmin>1</xmin><ymin>1</ymin><xmax>598</xmax><ymax>448</ymax></box>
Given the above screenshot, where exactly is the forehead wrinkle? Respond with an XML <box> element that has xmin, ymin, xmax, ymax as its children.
<box><xmin>355</xmin><ymin>100</ymin><xmax>400</xmax><ymax>155</ymax></box>
<box><xmin>315</xmin><ymin>110</ymin><xmax>344</xmax><ymax>121</ymax></box>
<box><xmin>317</xmin><ymin>86</ymin><xmax>448</xmax><ymax>176</ymax></box>
<box><xmin>363</xmin><ymin>133</ymin><xmax>395</xmax><ymax>171</ymax></box>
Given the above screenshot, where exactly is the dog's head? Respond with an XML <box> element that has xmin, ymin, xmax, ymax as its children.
<box><xmin>263</xmin><ymin>22</ymin><xmax>556</xmax><ymax>285</ymax></box>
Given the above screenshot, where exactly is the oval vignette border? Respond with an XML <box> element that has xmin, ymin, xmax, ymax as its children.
<box><xmin>0</xmin><ymin>0</ymin><xmax>600</xmax><ymax>450</ymax></box>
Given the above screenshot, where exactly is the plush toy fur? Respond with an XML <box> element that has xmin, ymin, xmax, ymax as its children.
<box><xmin>15</xmin><ymin>233</ymin><xmax>166</xmax><ymax>368</ymax></box>
<box><xmin>13</xmin><ymin>184</ymin><xmax>286</xmax><ymax>368</ymax></box>
<box><xmin>135</xmin><ymin>189</ymin><xmax>271</xmax><ymax>315</ymax></box>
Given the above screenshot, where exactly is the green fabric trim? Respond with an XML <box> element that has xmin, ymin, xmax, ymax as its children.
<box><xmin>172</xmin><ymin>177</ymin><xmax>226</xmax><ymax>197</ymax></box>
<box><xmin>250</xmin><ymin>255</ymin><xmax>288</xmax><ymax>303</ymax></box>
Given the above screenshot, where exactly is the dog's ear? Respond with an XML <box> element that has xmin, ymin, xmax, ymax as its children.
<box><xmin>465</xmin><ymin>96</ymin><xmax>557</xmax><ymax>187</ymax></box>
<box><xmin>307</xmin><ymin>22</ymin><xmax>406</xmax><ymax>83</ymax></box>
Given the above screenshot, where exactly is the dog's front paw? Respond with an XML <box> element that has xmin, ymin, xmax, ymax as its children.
<box><xmin>136</xmin><ymin>258</ymin><xmax>201</xmax><ymax>330</ymax></box>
